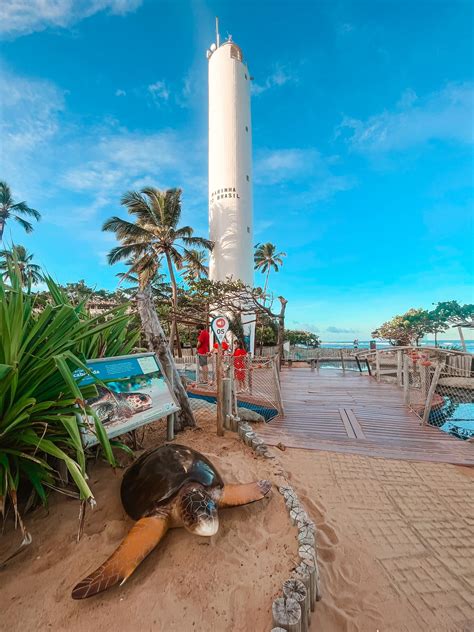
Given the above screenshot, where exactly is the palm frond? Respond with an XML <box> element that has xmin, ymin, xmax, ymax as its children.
<box><xmin>14</xmin><ymin>216</ymin><xmax>34</xmax><ymax>233</ymax></box>
<box><xmin>182</xmin><ymin>235</ymin><xmax>214</xmax><ymax>250</ymax></box>
<box><xmin>11</xmin><ymin>202</ymin><xmax>41</xmax><ymax>221</ymax></box>
<box><xmin>103</xmin><ymin>217</ymin><xmax>153</xmax><ymax>242</ymax></box>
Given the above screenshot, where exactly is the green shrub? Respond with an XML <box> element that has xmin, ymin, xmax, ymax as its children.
<box><xmin>0</xmin><ymin>264</ymin><xmax>135</xmax><ymax>540</ymax></box>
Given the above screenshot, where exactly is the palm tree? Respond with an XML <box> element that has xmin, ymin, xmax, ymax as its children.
<box><xmin>184</xmin><ymin>249</ymin><xmax>209</xmax><ymax>283</ymax></box>
<box><xmin>254</xmin><ymin>242</ymin><xmax>286</xmax><ymax>294</ymax></box>
<box><xmin>0</xmin><ymin>181</ymin><xmax>41</xmax><ymax>241</ymax></box>
<box><xmin>117</xmin><ymin>256</ymin><xmax>171</xmax><ymax>301</ymax></box>
<box><xmin>0</xmin><ymin>244</ymin><xmax>43</xmax><ymax>286</ymax></box>
<box><xmin>103</xmin><ymin>187</ymin><xmax>213</xmax><ymax>355</ymax></box>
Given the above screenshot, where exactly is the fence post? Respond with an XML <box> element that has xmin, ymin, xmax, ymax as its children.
<box><xmin>272</xmin><ymin>356</ymin><xmax>285</xmax><ymax>418</ymax></box>
<box><xmin>222</xmin><ymin>378</ymin><xmax>231</xmax><ymax>429</ymax></box>
<box><xmin>216</xmin><ymin>349</ymin><xmax>224</xmax><ymax>436</ymax></box>
<box><xmin>422</xmin><ymin>362</ymin><xmax>444</xmax><ymax>426</ymax></box>
<box><xmin>396</xmin><ymin>350</ymin><xmax>402</xmax><ymax>387</ymax></box>
<box><xmin>403</xmin><ymin>355</ymin><xmax>409</xmax><ymax>404</ymax></box>
<box><xmin>420</xmin><ymin>365</ymin><xmax>430</xmax><ymax>400</ymax></box>
<box><xmin>375</xmin><ymin>350</ymin><xmax>381</xmax><ymax>383</ymax></box>
<box><xmin>340</xmin><ymin>349</ymin><xmax>346</xmax><ymax>374</ymax></box>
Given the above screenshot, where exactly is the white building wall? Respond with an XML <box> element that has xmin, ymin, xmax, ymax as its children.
<box><xmin>208</xmin><ymin>42</ymin><xmax>253</xmax><ymax>286</ymax></box>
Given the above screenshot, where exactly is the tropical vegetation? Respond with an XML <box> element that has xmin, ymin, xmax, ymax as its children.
<box><xmin>372</xmin><ymin>301</ymin><xmax>474</xmax><ymax>346</ymax></box>
<box><xmin>0</xmin><ymin>262</ymin><xmax>137</xmax><ymax>539</ymax></box>
<box><xmin>254</xmin><ymin>242</ymin><xmax>286</xmax><ymax>294</ymax></box>
<box><xmin>284</xmin><ymin>329</ymin><xmax>320</xmax><ymax>348</ymax></box>
<box><xmin>103</xmin><ymin>187</ymin><xmax>212</xmax><ymax>356</ymax></box>
<box><xmin>0</xmin><ymin>182</ymin><xmax>41</xmax><ymax>241</ymax></box>
<box><xmin>0</xmin><ymin>245</ymin><xmax>43</xmax><ymax>286</ymax></box>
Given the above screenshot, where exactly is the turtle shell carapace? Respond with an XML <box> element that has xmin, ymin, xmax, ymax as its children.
<box><xmin>121</xmin><ymin>444</ymin><xmax>225</xmax><ymax>520</ymax></box>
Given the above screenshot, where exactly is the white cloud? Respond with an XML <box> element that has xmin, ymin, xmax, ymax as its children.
<box><xmin>326</xmin><ymin>326</ymin><xmax>358</xmax><ymax>334</ymax></box>
<box><xmin>251</xmin><ymin>64</ymin><xmax>296</xmax><ymax>96</ymax></box>
<box><xmin>0</xmin><ymin>67</ymin><xmax>65</xmax><ymax>196</ymax></box>
<box><xmin>148</xmin><ymin>80</ymin><xmax>170</xmax><ymax>104</ymax></box>
<box><xmin>0</xmin><ymin>66</ymin><xmax>207</xmax><ymax>262</ymax></box>
<box><xmin>339</xmin><ymin>82</ymin><xmax>474</xmax><ymax>153</ymax></box>
<box><xmin>289</xmin><ymin>321</ymin><xmax>320</xmax><ymax>334</ymax></box>
<box><xmin>255</xmin><ymin>149</ymin><xmax>317</xmax><ymax>184</ymax></box>
<box><xmin>115</xmin><ymin>88</ymin><xmax>126</xmax><ymax>97</ymax></box>
<box><xmin>0</xmin><ymin>0</ymin><xmax>142</xmax><ymax>38</ymax></box>
<box><xmin>255</xmin><ymin>148</ymin><xmax>355</xmax><ymax>203</ymax></box>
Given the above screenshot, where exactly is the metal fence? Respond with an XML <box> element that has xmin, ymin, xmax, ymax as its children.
<box><xmin>354</xmin><ymin>347</ymin><xmax>474</xmax><ymax>438</ymax></box>
<box><xmin>177</xmin><ymin>354</ymin><xmax>283</xmax><ymax>427</ymax></box>
<box><xmin>428</xmin><ymin>365</ymin><xmax>474</xmax><ymax>440</ymax></box>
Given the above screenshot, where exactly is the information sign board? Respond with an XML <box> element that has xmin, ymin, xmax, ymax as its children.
<box><xmin>73</xmin><ymin>353</ymin><xmax>180</xmax><ymax>447</ymax></box>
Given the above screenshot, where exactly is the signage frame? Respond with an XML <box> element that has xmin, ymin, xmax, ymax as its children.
<box><xmin>74</xmin><ymin>352</ymin><xmax>180</xmax><ymax>447</ymax></box>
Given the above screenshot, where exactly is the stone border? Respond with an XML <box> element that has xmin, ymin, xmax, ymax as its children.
<box><xmin>236</xmin><ymin>421</ymin><xmax>321</xmax><ymax>631</ymax></box>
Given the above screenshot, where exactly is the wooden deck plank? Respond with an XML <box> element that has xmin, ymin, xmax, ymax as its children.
<box><xmin>346</xmin><ymin>409</ymin><xmax>366</xmax><ymax>439</ymax></box>
<box><xmin>258</xmin><ymin>368</ymin><xmax>473</xmax><ymax>465</ymax></box>
<box><xmin>338</xmin><ymin>408</ymin><xmax>357</xmax><ymax>438</ymax></box>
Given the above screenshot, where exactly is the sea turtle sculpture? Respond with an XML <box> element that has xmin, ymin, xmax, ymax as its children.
<box><xmin>72</xmin><ymin>444</ymin><xmax>271</xmax><ymax>599</ymax></box>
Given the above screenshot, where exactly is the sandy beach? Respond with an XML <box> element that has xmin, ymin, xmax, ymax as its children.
<box><xmin>1</xmin><ymin>414</ymin><xmax>473</xmax><ymax>632</ymax></box>
<box><xmin>280</xmin><ymin>448</ymin><xmax>474</xmax><ymax>632</ymax></box>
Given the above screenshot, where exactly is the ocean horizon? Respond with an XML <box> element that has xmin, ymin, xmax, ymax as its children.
<box><xmin>319</xmin><ymin>339</ymin><xmax>474</xmax><ymax>353</ymax></box>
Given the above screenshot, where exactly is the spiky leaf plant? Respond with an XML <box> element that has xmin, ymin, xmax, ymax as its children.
<box><xmin>0</xmin><ymin>264</ymin><xmax>133</xmax><ymax>543</ymax></box>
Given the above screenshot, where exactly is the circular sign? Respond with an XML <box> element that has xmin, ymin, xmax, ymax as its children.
<box><xmin>211</xmin><ymin>315</ymin><xmax>229</xmax><ymax>344</ymax></box>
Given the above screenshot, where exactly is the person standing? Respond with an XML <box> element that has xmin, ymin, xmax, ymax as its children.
<box><xmin>196</xmin><ymin>325</ymin><xmax>210</xmax><ymax>384</ymax></box>
<box><xmin>233</xmin><ymin>340</ymin><xmax>248</xmax><ymax>392</ymax></box>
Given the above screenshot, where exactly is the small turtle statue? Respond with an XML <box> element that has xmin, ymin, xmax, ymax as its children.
<box><xmin>72</xmin><ymin>444</ymin><xmax>271</xmax><ymax>599</ymax></box>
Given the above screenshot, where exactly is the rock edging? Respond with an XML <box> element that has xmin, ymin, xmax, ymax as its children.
<box><xmin>236</xmin><ymin>422</ymin><xmax>321</xmax><ymax>631</ymax></box>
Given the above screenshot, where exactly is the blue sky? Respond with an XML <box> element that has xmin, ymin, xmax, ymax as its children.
<box><xmin>1</xmin><ymin>0</ymin><xmax>473</xmax><ymax>340</ymax></box>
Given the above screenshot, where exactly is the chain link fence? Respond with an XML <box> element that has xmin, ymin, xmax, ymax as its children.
<box><xmin>428</xmin><ymin>365</ymin><xmax>474</xmax><ymax>440</ymax></box>
<box><xmin>176</xmin><ymin>353</ymin><xmax>283</xmax><ymax>425</ymax></box>
<box><xmin>355</xmin><ymin>347</ymin><xmax>474</xmax><ymax>439</ymax></box>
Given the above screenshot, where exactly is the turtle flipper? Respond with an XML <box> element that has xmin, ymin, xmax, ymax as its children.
<box><xmin>71</xmin><ymin>515</ymin><xmax>168</xmax><ymax>599</ymax></box>
<box><xmin>216</xmin><ymin>480</ymin><xmax>271</xmax><ymax>508</ymax></box>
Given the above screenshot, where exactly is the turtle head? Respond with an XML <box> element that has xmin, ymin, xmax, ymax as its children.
<box><xmin>178</xmin><ymin>483</ymin><xmax>219</xmax><ymax>536</ymax></box>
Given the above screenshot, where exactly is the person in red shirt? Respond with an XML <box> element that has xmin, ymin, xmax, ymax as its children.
<box><xmin>196</xmin><ymin>325</ymin><xmax>210</xmax><ymax>384</ymax></box>
<box><xmin>233</xmin><ymin>340</ymin><xmax>248</xmax><ymax>391</ymax></box>
<box><xmin>213</xmin><ymin>341</ymin><xmax>229</xmax><ymax>352</ymax></box>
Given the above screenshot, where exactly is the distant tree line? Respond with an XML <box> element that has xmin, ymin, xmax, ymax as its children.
<box><xmin>372</xmin><ymin>301</ymin><xmax>474</xmax><ymax>347</ymax></box>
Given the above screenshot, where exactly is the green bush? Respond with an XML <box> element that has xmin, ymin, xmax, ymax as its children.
<box><xmin>0</xmin><ymin>264</ymin><xmax>136</xmax><ymax>539</ymax></box>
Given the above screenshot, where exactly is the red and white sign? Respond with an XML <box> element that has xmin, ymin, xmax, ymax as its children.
<box><xmin>211</xmin><ymin>316</ymin><xmax>229</xmax><ymax>344</ymax></box>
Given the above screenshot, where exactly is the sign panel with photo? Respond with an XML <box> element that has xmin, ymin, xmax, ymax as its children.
<box><xmin>73</xmin><ymin>353</ymin><xmax>180</xmax><ymax>447</ymax></box>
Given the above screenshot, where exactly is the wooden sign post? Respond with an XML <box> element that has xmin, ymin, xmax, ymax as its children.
<box><xmin>211</xmin><ymin>316</ymin><xmax>229</xmax><ymax>437</ymax></box>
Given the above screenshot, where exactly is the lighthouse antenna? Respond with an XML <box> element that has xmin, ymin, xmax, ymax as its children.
<box><xmin>215</xmin><ymin>16</ymin><xmax>220</xmax><ymax>48</ymax></box>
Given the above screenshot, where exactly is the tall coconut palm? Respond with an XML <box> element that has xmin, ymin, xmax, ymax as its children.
<box><xmin>0</xmin><ymin>244</ymin><xmax>43</xmax><ymax>286</ymax></box>
<box><xmin>0</xmin><ymin>181</ymin><xmax>41</xmax><ymax>241</ymax></box>
<box><xmin>184</xmin><ymin>249</ymin><xmax>209</xmax><ymax>283</ymax></box>
<box><xmin>117</xmin><ymin>256</ymin><xmax>171</xmax><ymax>301</ymax></box>
<box><xmin>103</xmin><ymin>187</ymin><xmax>213</xmax><ymax>355</ymax></box>
<box><xmin>254</xmin><ymin>242</ymin><xmax>286</xmax><ymax>294</ymax></box>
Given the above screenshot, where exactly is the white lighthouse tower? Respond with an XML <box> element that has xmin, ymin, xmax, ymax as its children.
<box><xmin>207</xmin><ymin>20</ymin><xmax>255</xmax><ymax>351</ymax></box>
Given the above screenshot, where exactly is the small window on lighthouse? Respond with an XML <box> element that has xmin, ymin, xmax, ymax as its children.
<box><xmin>247</xmin><ymin>226</ymin><xmax>250</xmax><ymax>233</ymax></box>
<box><xmin>245</xmin><ymin>126</ymin><xmax>248</xmax><ymax>132</ymax></box>
<box><xmin>246</xmin><ymin>175</ymin><xmax>249</xmax><ymax>181</ymax></box>
<box><xmin>245</xmin><ymin>73</ymin><xmax>247</xmax><ymax>80</ymax></box>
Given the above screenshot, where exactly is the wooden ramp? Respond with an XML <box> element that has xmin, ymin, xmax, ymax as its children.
<box><xmin>258</xmin><ymin>369</ymin><xmax>474</xmax><ymax>465</ymax></box>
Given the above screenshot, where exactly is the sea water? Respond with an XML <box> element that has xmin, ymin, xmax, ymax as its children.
<box><xmin>319</xmin><ymin>340</ymin><xmax>474</xmax><ymax>353</ymax></box>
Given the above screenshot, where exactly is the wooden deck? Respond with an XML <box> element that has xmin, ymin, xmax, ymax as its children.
<box><xmin>258</xmin><ymin>369</ymin><xmax>474</xmax><ymax>465</ymax></box>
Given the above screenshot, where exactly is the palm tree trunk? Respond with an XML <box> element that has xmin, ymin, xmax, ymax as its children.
<box><xmin>0</xmin><ymin>220</ymin><xmax>5</xmax><ymax>242</ymax></box>
<box><xmin>136</xmin><ymin>286</ymin><xmax>195</xmax><ymax>430</ymax></box>
<box><xmin>165</xmin><ymin>252</ymin><xmax>182</xmax><ymax>358</ymax></box>
<box><xmin>263</xmin><ymin>267</ymin><xmax>271</xmax><ymax>295</ymax></box>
